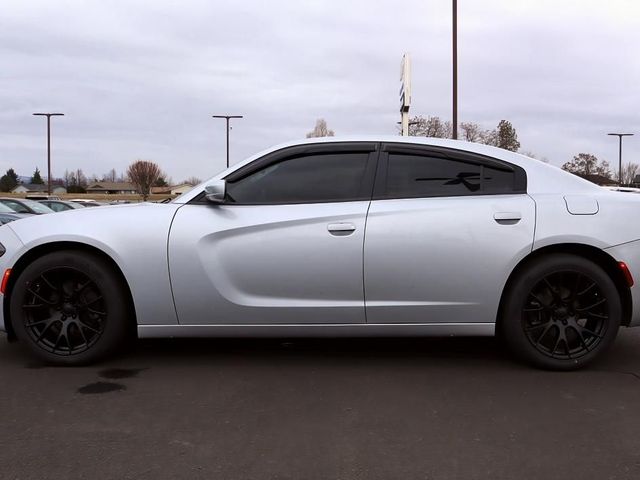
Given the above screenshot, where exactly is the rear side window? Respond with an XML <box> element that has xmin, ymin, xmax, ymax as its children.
<box><xmin>385</xmin><ymin>153</ymin><xmax>521</xmax><ymax>198</ymax></box>
<box><xmin>226</xmin><ymin>153</ymin><xmax>370</xmax><ymax>204</ymax></box>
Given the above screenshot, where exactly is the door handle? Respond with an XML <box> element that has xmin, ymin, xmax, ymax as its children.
<box><xmin>327</xmin><ymin>223</ymin><xmax>356</xmax><ymax>236</ymax></box>
<box><xmin>494</xmin><ymin>212</ymin><xmax>522</xmax><ymax>224</ymax></box>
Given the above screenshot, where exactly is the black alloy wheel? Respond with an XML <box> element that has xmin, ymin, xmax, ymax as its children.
<box><xmin>501</xmin><ymin>253</ymin><xmax>621</xmax><ymax>370</ymax></box>
<box><xmin>21</xmin><ymin>267</ymin><xmax>107</xmax><ymax>355</ymax></box>
<box><xmin>522</xmin><ymin>271</ymin><xmax>607</xmax><ymax>360</ymax></box>
<box><xmin>11</xmin><ymin>251</ymin><xmax>130</xmax><ymax>365</ymax></box>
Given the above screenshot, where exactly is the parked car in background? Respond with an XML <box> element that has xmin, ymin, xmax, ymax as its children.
<box><xmin>25</xmin><ymin>195</ymin><xmax>61</xmax><ymax>201</ymax></box>
<box><xmin>0</xmin><ymin>198</ymin><xmax>54</xmax><ymax>215</ymax></box>
<box><xmin>38</xmin><ymin>200</ymin><xmax>84</xmax><ymax>212</ymax></box>
<box><xmin>0</xmin><ymin>213</ymin><xmax>26</xmax><ymax>225</ymax></box>
<box><xmin>602</xmin><ymin>186</ymin><xmax>640</xmax><ymax>193</ymax></box>
<box><xmin>0</xmin><ymin>203</ymin><xmax>32</xmax><ymax>224</ymax></box>
<box><xmin>67</xmin><ymin>199</ymin><xmax>105</xmax><ymax>207</ymax></box>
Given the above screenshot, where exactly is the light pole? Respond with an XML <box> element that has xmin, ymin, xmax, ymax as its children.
<box><xmin>33</xmin><ymin>112</ymin><xmax>64</xmax><ymax>195</ymax></box>
<box><xmin>212</xmin><ymin>115</ymin><xmax>243</xmax><ymax>168</ymax></box>
<box><xmin>452</xmin><ymin>0</ymin><xmax>458</xmax><ymax>140</ymax></box>
<box><xmin>608</xmin><ymin>133</ymin><xmax>634</xmax><ymax>185</ymax></box>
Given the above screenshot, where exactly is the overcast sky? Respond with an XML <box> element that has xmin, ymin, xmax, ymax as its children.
<box><xmin>1</xmin><ymin>0</ymin><xmax>638</xmax><ymax>182</ymax></box>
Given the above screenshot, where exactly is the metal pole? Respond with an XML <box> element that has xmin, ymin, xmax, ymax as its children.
<box><xmin>452</xmin><ymin>0</ymin><xmax>458</xmax><ymax>140</ymax></box>
<box><xmin>212</xmin><ymin>115</ymin><xmax>243</xmax><ymax>169</ymax></box>
<box><xmin>608</xmin><ymin>133</ymin><xmax>634</xmax><ymax>185</ymax></box>
<box><xmin>46</xmin><ymin>116</ymin><xmax>51</xmax><ymax>195</ymax></box>
<box><xmin>33</xmin><ymin>113</ymin><xmax>64</xmax><ymax>196</ymax></box>
<box><xmin>226</xmin><ymin>117</ymin><xmax>230</xmax><ymax>168</ymax></box>
<box><xmin>619</xmin><ymin>137</ymin><xmax>623</xmax><ymax>185</ymax></box>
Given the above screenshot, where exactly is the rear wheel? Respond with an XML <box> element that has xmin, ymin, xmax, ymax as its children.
<box><xmin>10</xmin><ymin>250</ymin><xmax>130</xmax><ymax>365</ymax></box>
<box><xmin>501</xmin><ymin>254</ymin><xmax>621</xmax><ymax>370</ymax></box>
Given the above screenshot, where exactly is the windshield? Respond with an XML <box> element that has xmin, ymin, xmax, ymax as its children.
<box><xmin>20</xmin><ymin>199</ymin><xmax>54</xmax><ymax>214</ymax></box>
<box><xmin>0</xmin><ymin>203</ymin><xmax>17</xmax><ymax>214</ymax></box>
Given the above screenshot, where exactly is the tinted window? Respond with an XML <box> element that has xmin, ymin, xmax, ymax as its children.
<box><xmin>226</xmin><ymin>153</ymin><xmax>370</xmax><ymax>204</ymax></box>
<box><xmin>386</xmin><ymin>154</ymin><xmax>517</xmax><ymax>198</ymax></box>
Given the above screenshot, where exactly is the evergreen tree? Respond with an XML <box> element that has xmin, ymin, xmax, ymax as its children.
<box><xmin>31</xmin><ymin>167</ymin><xmax>44</xmax><ymax>184</ymax></box>
<box><xmin>494</xmin><ymin>120</ymin><xmax>520</xmax><ymax>152</ymax></box>
<box><xmin>0</xmin><ymin>168</ymin><xmax>19</xmax><ymax>192</ymax></box>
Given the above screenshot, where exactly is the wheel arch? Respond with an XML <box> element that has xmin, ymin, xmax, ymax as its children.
<box><xmin>497</xmin><ymin>243</ymin><xmax>633</xmax><ymax>329</ymax></box>
<box><xmin>3</xmin><ymin>241</ymin><xmax>137</xmax><ymax>340</ymax></box>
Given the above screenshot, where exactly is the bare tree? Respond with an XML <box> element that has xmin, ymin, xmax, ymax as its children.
<box><xmin>520</xmin><ymin>151</ymin><xmax>549</xmax><ymax>163</ymax></box>
<box><xmin>407</xmin><ymin>116</ymin><xmax>452</xmax><ymax>138</ymax></box>
<box><xmin>621</xmin><ymin>162</ymin><xmax>640</xmax><ymax>185</ymax></box>
<box><xmin>102</xmin><ymin>168</ymin><xmax>118</xmax><ymax>182</ymax></box>
<box><xmin>306</xmin><ymin>119</ymin><xmax>335</xmax><ymax>138</ymax></box>
<box><xmin>127</xmin><ymin>160</ymin><xmax>161</xmax><ymax>200</ymax></box>
<box><xmin>562</xmin><ymin>153</ymin><xmax>612</xmax><ymax>178</ymax></box>
<box><xmin>76</xmin><ymin>169</ymin><xmax>88</xmax><ymax>187</ymax></box>
<box><xmin>183</xmin><ymin>176</ymin><xmax>202</xmax><ymax>186</ymax></box>
<box><xmin>460</xmin><ymin>122</ymin><xmax>483</xmax><ymax>142</ymax></box>
<box><xmin>63</xmin><ymin>169</ymin><xmax>75</xmax><ymax>187</ymax></box>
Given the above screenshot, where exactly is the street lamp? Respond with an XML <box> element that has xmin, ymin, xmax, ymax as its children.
<box><xmin>212</xmin><ymin>115</ymin><xmax>243</xmax><ymax>168</ymax></box>
<box><xmin>608</xmin><ymin>133</ymin><xmax>634</xmax><ymax>185</ymax></box>
<box><xmin>32</xmin><ymin>112</ymin><xmax>64</xmax><ymax>195</ymax></box>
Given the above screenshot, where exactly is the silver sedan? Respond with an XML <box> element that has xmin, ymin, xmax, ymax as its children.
<box><xmin>0</xmin><ymin>137</ymin><xmax>638</xmax><ymax>369</ymax></box>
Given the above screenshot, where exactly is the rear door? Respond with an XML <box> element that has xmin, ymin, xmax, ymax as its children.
<box><xmin>169</xmin><ymin>142</ymin><xmax>378</xmax><ymax>325</ymax></box>
<box><xmin>364</xmin><ymin>144</ymin><xmax>536</xmax><ymax>324</ymax></box>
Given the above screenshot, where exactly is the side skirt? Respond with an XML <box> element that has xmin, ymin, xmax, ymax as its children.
<box><xmin>138</xmin><ymin>323</ymin><xmax>495</xmax><ymax>338</ymax></box>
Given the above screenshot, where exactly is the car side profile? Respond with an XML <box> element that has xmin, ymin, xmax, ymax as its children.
<box><xmin>38</xmin><ymin>200</ymin><xmax>84</xmax><ymax>212</ymax></box>
<box><xmin>0</xmin><ymin>198</ymin><xmax>54</xmax><ymax>215</ymax></box>
<box><xmin>0</xmin><ymin>137</ymin><xmax>638</xmax><ymax>369</ymax></box>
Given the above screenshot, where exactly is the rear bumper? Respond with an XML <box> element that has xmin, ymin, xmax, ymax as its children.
<box><xmin>605</xmin><ymin>240</ymin><xmax>640</xmax><ymax>327</ymax></box>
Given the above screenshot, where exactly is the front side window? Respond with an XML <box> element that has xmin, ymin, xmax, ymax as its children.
<box><xmin>385</xmin><ymin>153</ymin><xmax>519</xmax><ymax>198</ymax></box>
<box><xmin>226</xmin><ymin>153</ymin><xmax>370</xmax><ymax>204</ymax></box>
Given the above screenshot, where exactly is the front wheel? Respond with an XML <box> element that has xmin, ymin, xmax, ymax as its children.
<box><xmin>500</xmin><ymin>254</ymin><xmax>621</xmax><ymax>370</ymax></box>
<box><xmin>10</xmin><ymin>250</ymin><xmax>131</xmax><ymax>365</ymax></box>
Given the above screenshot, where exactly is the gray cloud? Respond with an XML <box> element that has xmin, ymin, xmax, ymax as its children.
<box><xmin>0</xmin><ymin>0</ymin><xmax>638</xmax><ymax>181</ymax></box>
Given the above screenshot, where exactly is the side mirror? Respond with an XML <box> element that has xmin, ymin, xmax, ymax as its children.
<box><xmin>204</xmin><ymin>180</ymin><xmax>226</xmax><ymax>204</ymax></box>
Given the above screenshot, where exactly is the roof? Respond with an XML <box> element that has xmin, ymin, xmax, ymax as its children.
<box><xmin>86</xmin><ymin>182</ymin><xmax>137</xmax><ymax>191</ymax></box>
<box><xmin>12</xmin><ymin>183</ymin><xmax>48</xmax><ymax>192</ymax></box>
<box><xmin>173</xmin><ymin>136</ymin><xmax>602</xmax><ymax>204</ymax></box>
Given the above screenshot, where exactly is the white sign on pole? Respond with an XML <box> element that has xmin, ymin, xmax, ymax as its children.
<box><xmin>399</xmin><ymin>53</ymin><xmax>411</xmax><ymax>136</ymax></box>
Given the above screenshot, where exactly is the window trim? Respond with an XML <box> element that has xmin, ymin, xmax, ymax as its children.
<box><xmin>191</xmin><ymin>142</ymin><xmax>380</xmax><ymax>206</ymax></box>
<box><xmin>372</xmin><ymin>143</ymin><xmax>527</xmax><ymax>200</ymax></box>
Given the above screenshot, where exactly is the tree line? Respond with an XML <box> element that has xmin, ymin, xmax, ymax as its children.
<box><xmin>0</xmin><ymin>161</ymin><xmax>203</xmax><ymax>200</ymax></box>
<box><xmin>562</xmin><ymin>153</ymin><xmax>639</xmax><ymax>185</ymax></box>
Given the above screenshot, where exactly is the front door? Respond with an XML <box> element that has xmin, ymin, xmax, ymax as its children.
<box><xmin>169</xmin><ymin>144</ymin><xmax>378</xmax><ymax>325</ymax></box>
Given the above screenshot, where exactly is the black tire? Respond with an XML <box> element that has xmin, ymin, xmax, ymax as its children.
<box><xmin>10</xmin><ymin>250</ymin><xmax>131</xmax><ymax>365</ymax></box>
<box><xmin>500</xmin><ymin>253</ymin><xmax>621</xmax><ymax>370</ymax></box>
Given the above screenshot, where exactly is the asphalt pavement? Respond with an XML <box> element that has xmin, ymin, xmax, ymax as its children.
<box><xmin>1</xmin><ymin>329</ymin><xmax>640</xmax><ymax>479</ymax></box>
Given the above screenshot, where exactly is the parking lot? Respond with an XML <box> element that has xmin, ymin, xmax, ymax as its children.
<box><xmin>1</xmin><ymin>330</ymin><xmax>640</xmax><ymax>479</ymax></box>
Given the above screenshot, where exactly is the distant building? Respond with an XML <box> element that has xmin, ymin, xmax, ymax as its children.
<box><xmin>170</xmin><ymin>183</ymin><xmax>195</xmax><ymax>195</ymax></box>
<box><xmin>150</xmin><ymin>183</ymin><xmax>195</xmax><ymax>196</ymax></box>
<box><xmin>86</xmin><ymin>182</ymin><xmax>138</xmax><ymax>194</ymax></box>
<box><xmin>11</xmin><ymin>184</ymin><xmax>67</xmax><ymax>195</ymax></box>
